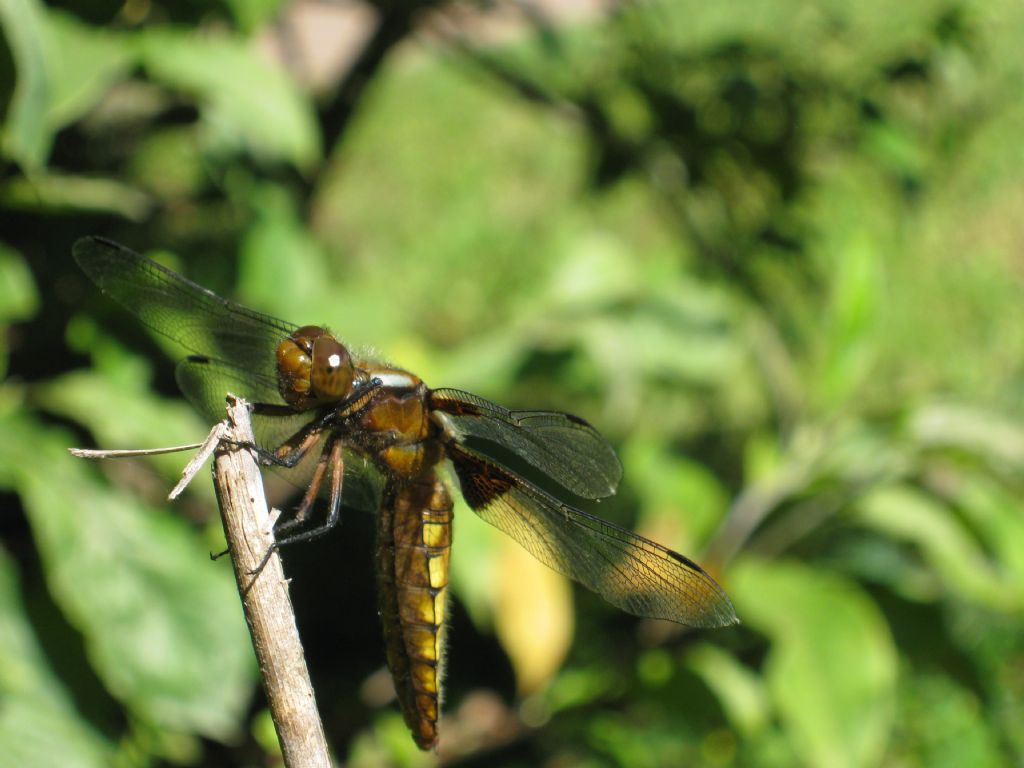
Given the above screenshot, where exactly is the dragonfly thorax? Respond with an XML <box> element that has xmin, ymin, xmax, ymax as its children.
<box><xmin>276</xmin><ymin>325</ymin><xmax>355</xmax><ymax>408</ymax></box>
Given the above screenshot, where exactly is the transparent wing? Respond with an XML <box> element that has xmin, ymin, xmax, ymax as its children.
<box><xmin>449</xmin><ymin>443</ymin><xmax>737</xmax><ymax>628</ymax></box>
<box><xmin>174</xmin><ymin>355</ymin><xmax>297</xmax><ymax>439</ymax></box>
<box><xmin>431</xmin><ymin>388</ymin><xmax>622</xmax><ymax>499</ymax></box>
<box><xmin>73</xmin><ymin>236</ymin><xmax>295</xmax><ymax>375</ymax></box>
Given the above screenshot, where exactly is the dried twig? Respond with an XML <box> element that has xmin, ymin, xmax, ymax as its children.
<box><xmin>213</xmin><ymin>396</ymin><xmax>332</xmax><ymax>768</ymax></box>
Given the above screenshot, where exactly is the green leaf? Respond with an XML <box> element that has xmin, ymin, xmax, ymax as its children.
<box><xmin>543</xmin><ymin>231</ymin><xmax>640</xmax><ymax>309</ymax></box>
<box><xmin>0</xmin><ymin>172</ymin><xmax>153</xmax><ymax>219</ymax></box>
<box><xmin>816</xmin><ymin>229</ymin><xmax>882</xmax><ymax>407</ymax></box>
<box><xmin>43</xmin><ymin>10</ymin><xmax>133</xmax><ymax>130</ymax></box>
<box><xmin>730</xmin><ymin>558</ymin><xmax>897</xmax><ymax>768</ymax></box>
<box><xmin>0</xmin><ymin>412</ymin><xmax>254</xmax><ymax>739</ymax></box>
<box><xmin>0</xmin><ymin>551</ymin><xmax>115</xmax><ymax>768</ymax></box>
<box><xmin>856</xmin><ymin>484</ymin><xmax>1022</xmax><ymax>611</ymax></box>
<box><xmin>138</xmin><ymin>29</ymin><xmax>320</xmax><ymax>171</ymax></box>
<box><xmin>129</xmin><ymin>126</ymin><xmax>207</xmax><ymax>202</ymax></box>
<box><xmin>0</xmin><ymin>242</ymin><xmax>39</xmax><ymax>322</ymax></box>
<box><xmin>863</xmin><ymin>120</ymin><xmax>927</xmax><ymax>179</ymax></box>
<box><xmin>685</xmin><ymin>643</ymin><xmax>770</xmax><ymax>738</ymax></box>
<box><xmin>955</xmin><ymin>478</ymin><xmax>1024</xmax><ymax>587</ymax></box>
<box><xmin>584</xmin><ymin>287</ymin><xmax>741</xmax><ymax>386</ymax></box>
<box><xmin>0</xmin><ymin>4</ymin><xmax>132</xmax><ymax>168</ymax></box>
<box><xmin>238</xmin><ymin>184</ymin><xmax>331</xmax><ymax>320</ymax></box>
<box><xmin>223</xmin><ymin>0</ymin><xmax>284</xmax><ymax>34</ymax></box>
<box><xmin>0</xmin><ymin>0</ymin><xmax>50</xmax><ymax>167</ymax></box>
<box><xmin>910</xmin><ymin>401</ymin><xmax>1024</xmax><ymax>472</ymax></box>
<box><xmin>890</xmin><ymin>672</ymin><xmax>1005</xmax><ymax>768</ymax></box>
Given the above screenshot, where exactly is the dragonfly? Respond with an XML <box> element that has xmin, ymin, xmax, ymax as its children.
<box><xmin>73</xmin><ymin>236</ymin><xmax>737</xmax><ymax>750</ymax></box>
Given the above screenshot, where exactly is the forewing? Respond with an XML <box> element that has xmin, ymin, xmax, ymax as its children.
<box><xmin>73</xmin><ymin>236</ymin><xmax>295</xmax><ymax>373</ymax></box>
<box><xmin>449</xmin><ymin>444</ymin><xmax>737</xmax><ymax>628</ymax></box>
<box><xmin>431</xmin><ymin>388</ymin><xmax>622</xmax><ymax>499</ymax></box>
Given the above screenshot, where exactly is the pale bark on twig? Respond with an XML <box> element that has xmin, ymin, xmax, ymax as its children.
<box><xmin>213</xmin><ymin>396</ymin><xmax>333</xmax><ymax>768</ymax></box>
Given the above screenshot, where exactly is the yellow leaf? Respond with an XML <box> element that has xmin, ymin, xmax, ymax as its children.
<box><xmin>493</xmin><ymin>537</ymin><xmax>574</xmax><ymax>695</ymax></box>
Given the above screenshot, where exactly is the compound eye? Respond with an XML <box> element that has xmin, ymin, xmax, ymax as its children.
<box><xmin>310</xmin><ymin>336</ymin><xmax>354</xmax><ymax>399</ymax></box>
<box><xmin>293</xmin><ymin>325</ymin><xmax>326</xmax><ymax>350</ymax></box>
<box><xmin>275</xmin><ymin>337</ymin><xmax>312</xmax><ymax>405</ymax></box>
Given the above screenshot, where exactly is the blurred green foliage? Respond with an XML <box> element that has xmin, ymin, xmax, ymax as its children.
<box><xmin>3</xmin><ymin>0</ymin><xmax>1024</xmax><ymax>766</ymax></box>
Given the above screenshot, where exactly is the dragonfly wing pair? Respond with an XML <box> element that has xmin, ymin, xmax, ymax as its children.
<box><xmin>432</xmin><ymin>390</ymin><xmax>737</xmax><ymax>628</ymax></box>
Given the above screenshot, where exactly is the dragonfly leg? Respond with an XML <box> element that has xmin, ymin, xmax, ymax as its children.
<box><xmin>250</xmin><ymin>437</ymin><xmax>346</xmax><ymax>577</ymax></box>
<box><xmin>239</xmin><ymin>377</ymin><xmax>382</xmax><ymax>469</ymax></box>
<box><xmin>210</xmin><ymin>435</ymin><xmax>332</xmax><ymax>565</ymax></box>
<box><xmin>274</xmin><ymin>437</ymin><xmax>333</xmax><ymax>536</ymax></box>
<box><xmin>229</xmin><ymin>418</ymin><xmax>327</xmax><ymax>469</ymax></box>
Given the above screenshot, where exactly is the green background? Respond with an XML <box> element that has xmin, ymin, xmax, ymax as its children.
<box><xmin>2</xmin><ymin>0</ymin><xmax>1024</xmax><ymax>765</ymax></box>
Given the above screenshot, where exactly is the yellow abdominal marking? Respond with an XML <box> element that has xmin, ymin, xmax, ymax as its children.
<box><xmin>422</xmin><ymin>521</ymin><xmax>448</xmax><ymax>548</ymax></box>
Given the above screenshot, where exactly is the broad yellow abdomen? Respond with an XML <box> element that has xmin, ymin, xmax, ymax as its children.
<box><xmin>376</xmin><ymin>472</ymin><xmax>453</xmax><ymax>750</ymax></box>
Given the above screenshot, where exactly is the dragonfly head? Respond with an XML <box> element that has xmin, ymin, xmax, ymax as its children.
<box><xmin>276</xmin><ymin>325</ymin><xmax>355</xmax><ymax>408</ymax></box>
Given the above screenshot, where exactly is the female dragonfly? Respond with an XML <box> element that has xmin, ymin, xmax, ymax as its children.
<box><xmin>73</xmin><ymin>236</ymin><xmax>737</xmax><ymax>750</ymax></box>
